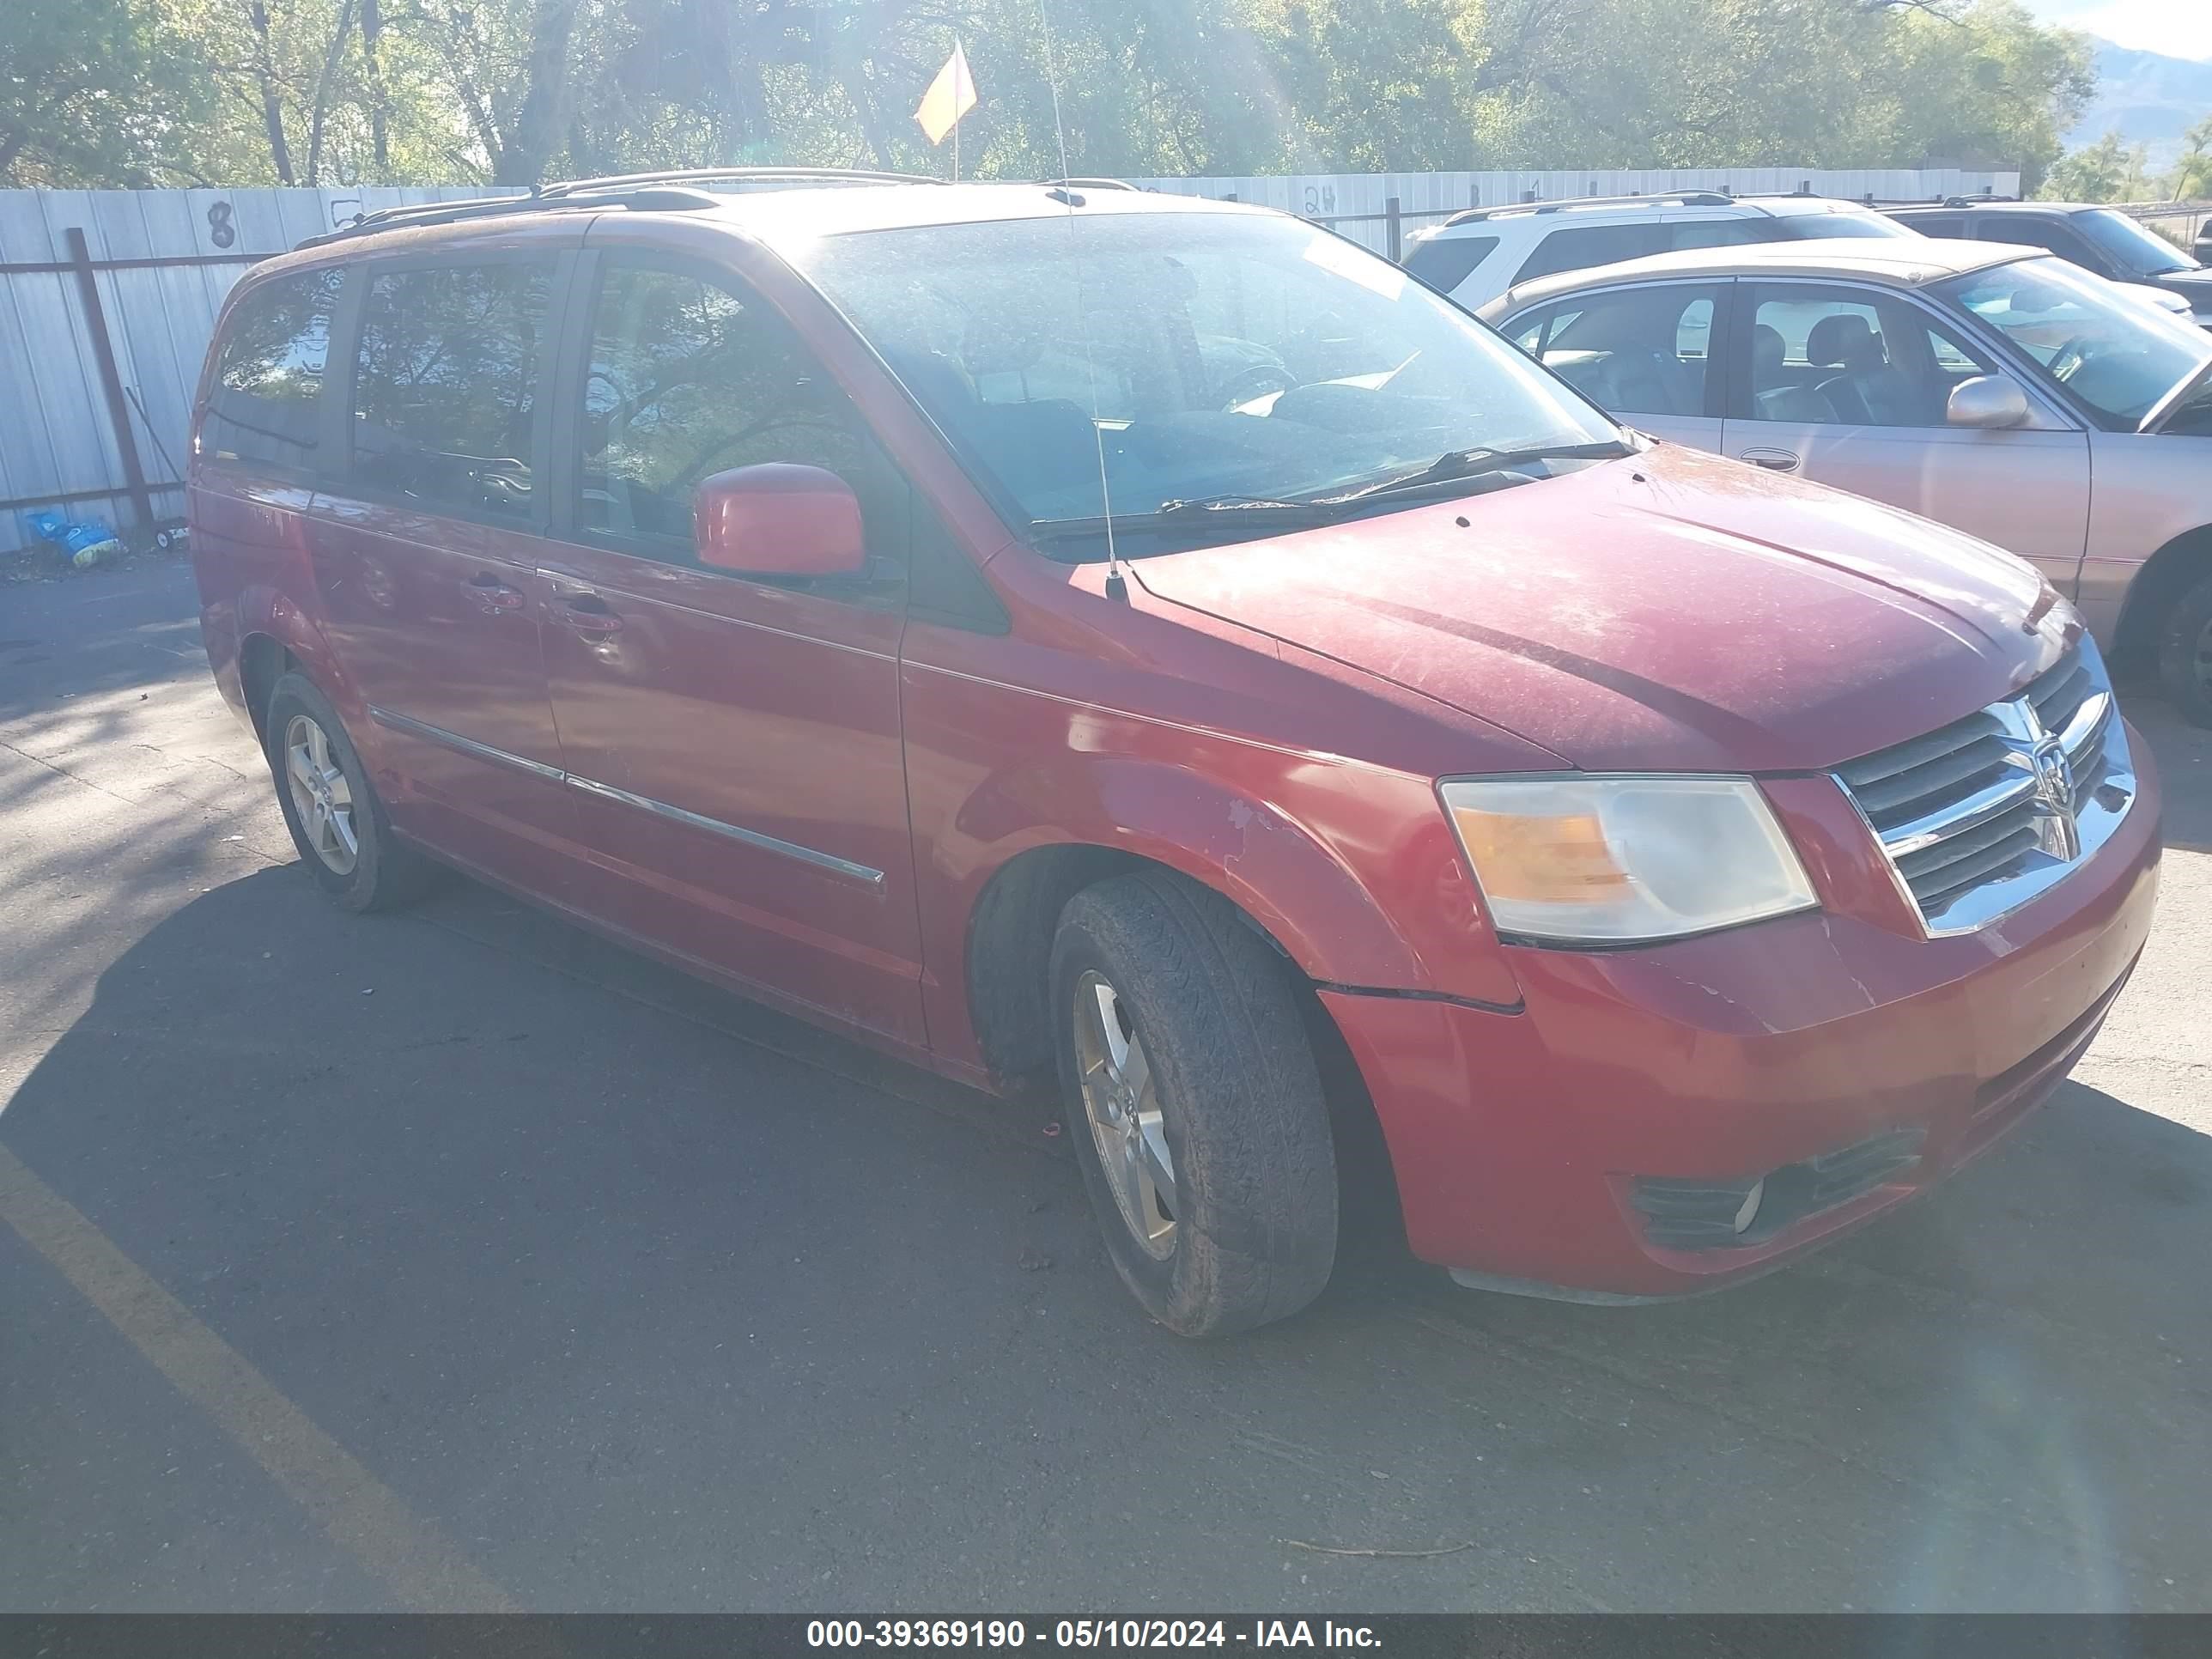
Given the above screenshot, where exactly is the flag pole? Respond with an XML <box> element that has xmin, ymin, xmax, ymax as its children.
<box><xmin>952</xmin><ymin>38</ymin><xmax>962</xmax><ymax>183</ymax></box>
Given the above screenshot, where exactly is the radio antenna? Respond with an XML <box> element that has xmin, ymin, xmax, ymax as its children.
<box><xmin>1035</xmin><ymin>0</ymin><xmax>1128</xmax><ymax>602</ymax></box>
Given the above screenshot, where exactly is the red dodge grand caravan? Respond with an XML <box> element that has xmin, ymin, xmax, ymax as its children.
<box><xmin>190</xmin><ymin>175</ymin><xmax>2160</xmax><ymax>1334</ymax></box>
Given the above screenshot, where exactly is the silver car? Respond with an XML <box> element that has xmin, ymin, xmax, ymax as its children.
<box><xmin>1479</xmin><ymin>239</ymin><xmax>2212</xmax><ymax>724</ymax></box>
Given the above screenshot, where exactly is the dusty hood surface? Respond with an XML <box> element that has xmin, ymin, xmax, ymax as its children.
<box><xmin>1133</xmin><ymin>444</ymin><xmax>2067</xmax><ymax>773</ymax></box>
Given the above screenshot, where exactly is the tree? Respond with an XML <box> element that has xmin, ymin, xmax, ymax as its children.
<box><xmin>2040</xmin><ymin>129</ymin><xmax>2153</xmax><ymax>203</ymax></box>
<box><xmin>0</xmin><ymin>0</ymin><xmax>197</xmax><ymax>185</ymax></box>
<box><xmin>2167</xmin><ymin>112</ymin><xmax>2212</xmax><ymax>202</ymax></box>
<box><xmin>0</xmin><ymin>0</ymin><xmax>2119</xmax><ymax>190</ymax></box>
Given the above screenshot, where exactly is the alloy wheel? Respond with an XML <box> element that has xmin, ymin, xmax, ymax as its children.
<box><xmin>1073</xmin><ymin>969</ymin><xmax>1177</xmax><ymax>1258</ymax></box>
<box><xmin>283</xmin><ymin>713</ymin><xmax>359</xmax><ymax>876</ymax></box>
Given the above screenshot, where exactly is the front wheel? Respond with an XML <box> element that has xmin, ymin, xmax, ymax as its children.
<box><xmin>2158</xmin><ymin>568</ymin><xmax>2212</xmax><ymax>728</ymax></box>
<box><xmin>1050</xmin><ymin>872</ymin><xmax>1339</xmax><ymax>1336</ymax></box>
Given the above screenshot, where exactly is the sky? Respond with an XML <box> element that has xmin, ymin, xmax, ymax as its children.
<box><xmin>2020</xmin><ymin>0</ymin><xmax>2212</xmax><ymax>60</ymax></box>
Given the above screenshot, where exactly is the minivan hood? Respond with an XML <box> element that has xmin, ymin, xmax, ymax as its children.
<box><xmin>1132</xmin><ymin>444</ymin><xmax>2065</xmax><ymax>773</ymax></box>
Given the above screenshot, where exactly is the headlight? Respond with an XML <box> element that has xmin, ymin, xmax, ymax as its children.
<box><xmin>1440</xmin><ymin>775</ymin><xmax>1817</xmax><ymax>945</ymax></box>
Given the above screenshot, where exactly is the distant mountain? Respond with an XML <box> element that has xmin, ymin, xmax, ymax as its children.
<box><xmin>2069</xmin><ymin>42</ymin><xmax>2212</xmax><ymax>172</ymax></box>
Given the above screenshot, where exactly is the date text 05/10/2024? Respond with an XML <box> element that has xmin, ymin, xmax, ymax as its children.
<box><xmin>805</xmin><ymin>1620</ymin><xmax>1382</xmax><ymax>1649</ymax></box>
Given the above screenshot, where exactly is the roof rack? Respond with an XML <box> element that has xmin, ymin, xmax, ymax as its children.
<box><xmin>295</xmin><ymin>184</ymin><xmax>725</xmax><ymax>249</ymax></box>
<box><xmin>296</xmin><ymin>164</ymin><xmax>943</xmax><ymax>250</ymax></box>
<box><xmin>538</xmin><ymin>166</ymin><xmax>943</xmax><ymax>197</ymax></box>
<box><xmin>1037</xmin><ymin>176</ymin><xmax>1139</xmax><ymax>191</ymax></box>
<box><xmin>1866</xmin><ymin>193</ymin><xmax>2018</xmax><ymax>210</ymax></box>
<box><xmin>1443</xmin><ymin>190</ymin><xmax>1732</xmax><ymax>227</ymax></box>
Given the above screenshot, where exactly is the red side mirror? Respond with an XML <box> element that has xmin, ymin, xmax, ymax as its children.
<box><xmin>694</xmin><ymin>463</ymin><xmax>866</xmax><ymax>578</ymax></box>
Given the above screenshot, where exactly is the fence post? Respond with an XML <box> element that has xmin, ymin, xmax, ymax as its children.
<box><xmin>1385</xmin><ymin>196</ymin><xmax>1401</xmax><ymax>262</ymax></box>
<box><xmin>64</xmin><ymin>227</ymin><xmax>155</xmax><ymax>536</ymax></box>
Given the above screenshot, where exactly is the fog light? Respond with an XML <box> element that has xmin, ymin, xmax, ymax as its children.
<box><xmin>1733</xmin><ymin>1178</ymin><xmax>1765</xmax><ymax>1236</ymax></box>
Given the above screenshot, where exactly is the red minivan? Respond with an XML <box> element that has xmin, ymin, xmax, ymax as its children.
<box><xmin>190</xmin><ymin>174</ymin><xmax>2161</xmax><ymax>1334</ymax></box>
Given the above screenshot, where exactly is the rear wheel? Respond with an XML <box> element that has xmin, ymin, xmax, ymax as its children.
<box><xmin>1050</xmin><ymin>871</ymin><xmax>1338</xmax><ymax>1336</ymax></box>
<box><xmin>2158</xmin><ymin>568</ymin><xmax>2212</xmax><ymax>728</ymax></box>
<box><xmin>264</xmin><ymin>672</ymin><xmax>433</xmax><ymax>912</ymax></box>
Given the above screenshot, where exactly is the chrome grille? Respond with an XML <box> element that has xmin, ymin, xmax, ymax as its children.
<box><xmin>1834</xmin><ymin>641</ymin><xmax>2136</xmax><ymax>937</ymax></box>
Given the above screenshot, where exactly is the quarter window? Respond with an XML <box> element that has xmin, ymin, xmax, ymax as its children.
<box><xmin>1403</xmin><ymin>234</ymin><xmax>1499</xmax><ymax>294</ymax></box>
<box><xmin>205</xmin><ymin>268</ymin><xmax>343</xmax><ymax>471</ymax></box>
<box><xmin>349</xmin><ymin>261</ymin><xmax>553</xmax><ymax>520</ymax></box>
<box><xmin>1511</xmin><ymin>223</ymin><xmax>1669</xmax><ymax>284</ymax></box>
<box><xmin>578</xmin><ymin>261</ymin><xmax>904</xmax><ymax>568</ymax></box>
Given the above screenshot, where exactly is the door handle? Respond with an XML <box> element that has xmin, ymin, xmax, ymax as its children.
<box><xmin>555</xmin><ymin>600</ymin><xmax>623</xmax><ymax>635</ymax></box>
<box><xmin>1739</xmin><ymin>447</ymin><xmax>1800</xmax><ymax>472</ymax></box>
<box><xmin>536</xmin><ymin>567</ymin><xmax>599</xmax><ymax>601</ymax></box>
<box><xmin>467</xmin><ymin>573</ymin><xmax>526</xmax><ymax>614</ymax></box>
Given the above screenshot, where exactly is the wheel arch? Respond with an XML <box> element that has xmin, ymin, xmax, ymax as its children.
<box><xmin>233</xmin><ymin>584</ymin><xmax>360</xmax><ymax>738</ymax></box>
<box><xmin>2112</xmin><ymin>522</ymin><xmax>2212</xmax><ymax>669</ymax></box>
<box><xmin>956</xmin><ymin>764</ymin><xmax>1432</xmax><ymax>1068</ymax></box>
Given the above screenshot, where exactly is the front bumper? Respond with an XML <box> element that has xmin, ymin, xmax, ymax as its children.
<box><xmin>1325</xmin><ymin>723</ymin><xmax>2162</xmax><ymax>1299</ymax></box>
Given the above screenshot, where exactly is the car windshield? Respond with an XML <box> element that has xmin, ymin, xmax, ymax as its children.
<box><xmin>794</xmin><ymin>210</ymin><xmax>1617</xmax><ymax>549</ymax></box>
<box><xmin>2073</xmin><ymin>207</ymin><xmax>2197</xmax><ymax>277</ymax></box>
<box><xmin>1936</xmin><ymin>254</ymin><xmax>2212</xmax><ymax>428</ymax></box>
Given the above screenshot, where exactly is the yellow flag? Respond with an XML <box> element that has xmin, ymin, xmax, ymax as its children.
<box><xmin>915</xmin><ymin>41</ymin><xmax>977</xmax><ymax>147</ymax></box>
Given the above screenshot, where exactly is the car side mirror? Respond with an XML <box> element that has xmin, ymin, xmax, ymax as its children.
<box><xmin>694</xmin><ymin>463</ymin><xmax>866</xmax><ymax>578</ymax></box>
<box><xmin>1947</xmin><ymin>374</ymin><xmax>2031</xmax><ymax>430</ymax></box>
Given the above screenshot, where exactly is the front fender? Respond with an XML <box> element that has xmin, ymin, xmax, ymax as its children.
<box><xmin>945</xmin><ymin>750</ymin><xmax>1526</xmax><ymax>1012</ymax></box>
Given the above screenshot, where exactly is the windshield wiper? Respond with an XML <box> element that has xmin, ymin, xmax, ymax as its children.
<box><xmin>1328</xmin><ymin>439</ymin><xmax>1638</xmax><ymax>505</ymax></box>
<box><xmin>1024</xmin><ymin>441</ymin><xmax>1638</xmax><ymax>549</ymax></box>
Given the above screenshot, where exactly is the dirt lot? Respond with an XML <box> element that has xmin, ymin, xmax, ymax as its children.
<box><xmin>3</xmin><ymin>559</ymin><xmax>2208</xmax><ymax>1611</ymax></box>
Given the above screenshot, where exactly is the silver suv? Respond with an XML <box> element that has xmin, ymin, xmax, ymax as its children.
<box><xmin>1401</xmin><ymin>190</ymin><xmax>1915</xmax><ymax>310</ymax></box>
<box><xmin>1479</xmin><ymin>237</ymin><xmax>2212</xmax><ymax>723</ymax></box>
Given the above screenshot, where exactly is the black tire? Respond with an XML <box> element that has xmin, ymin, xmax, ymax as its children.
<box><xmin>2157</xmin><ymin>568</ymin><xmax>2212</xmax><ymax>728</ymax></box>
<box><xmin>1049</xmin><ymin>871</ymin><xmax>1338</xmax><ymax>1336</ymax></box>
<box><xmin>263</xmin><ymin>672</ymin><xmax>434</xmax><ymax>912</ymax></box>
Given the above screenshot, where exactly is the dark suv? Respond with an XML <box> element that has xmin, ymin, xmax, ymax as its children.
<box><xmin>1888</xmin><ymin>201</ymin><xmax>2212</xmax><ymax>326</ymax></box>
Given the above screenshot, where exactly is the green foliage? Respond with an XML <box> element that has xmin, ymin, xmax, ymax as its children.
<box><xmin>0</xmin><ymin>0</ymin><xmax>2114</xmax><ymax>190</ymax></box>
<box><xmin>0</xmin><ymin>0</ymin><xmax>210</xmax><ymax>185</ymax></box>
<box><xmin>2166</xmin><ymin>112</ymin><xmax>2212</xmax><ymax>203</ymax></box>
<box><xmin>2039</xmin><ymin>128</ymin><xmax>2154</xmax><ymax>203</ymax></box>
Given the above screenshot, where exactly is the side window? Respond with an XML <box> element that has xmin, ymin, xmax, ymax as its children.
<box><xmin>1668</xmin><ymin>218</ymin><xmax>1784</xmax><ymax>251</ymax></box>
<box><xmin>1504</xmin><ymin>284</ymin><xmax>1717</xmax><ymax>418</ymax></box>
<box><xmin>579</xmin><ymin>261</ymin><xmax>905</xmax><ymax>568</ymax></box>
<box><xmin>350</xmin><ymin>261</ymin><xmax>553</xmax><ymax>520</ymax></box>
<box><xmin>1739</xmin><ymin>285</ymin><xmax>1954</xmax><ymax>428</ymax></box>
<box><xmin>204</xmin><ymin>268</ymin><xmax>343</xmax><ymax>472</ymax></box>
<box><xmin>1982</xmin><ymin>217</ymin><xmax>2103</xmax><ymax>273</ymax></box>
<box><xmin>1403</xmin><ymin>234</ymin><xmax>1498</xmax><ymax>294</ymax></box>
<box><xmin>1511</xmin><ymin>222</ymin><xmax>1668</xmax><ymax>284</ymax></box>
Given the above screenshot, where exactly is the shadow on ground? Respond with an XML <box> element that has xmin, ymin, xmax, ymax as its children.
<box><xmin>3</xmin><ymin>855</ymin><xmax>2208</xmax><ymax>1612</ymax></box>
<box><xmin>3</xmin><ymin>563</ymin><xmax>2208</xmax><ymax>1611</ymax></box>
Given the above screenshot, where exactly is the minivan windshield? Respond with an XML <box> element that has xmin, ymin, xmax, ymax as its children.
<box><xmin>796</xmin><ymin>210</ymin><xmax>1619</xmax><ymax>548</ymax></box>
<box><xmin>1937</xmin><ymin>254</ymin><xmax>2212</xmax><ymax>428</ymax></box>
<box><xmin>2073</xmin><ymin>207</ymin><xmax>2198</xmax><ymax>277</ymax></box>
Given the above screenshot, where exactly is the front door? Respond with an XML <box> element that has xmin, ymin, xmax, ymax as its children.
<box><xmin>538</xmin><ymin>249</ymin><xmax>926</xmax><ymax>1045</ymax></box>
<box><xmin>1500</xmin><ymin>279</ymin><xmax>1728</xmax><ymax>453</ymax></box>
<box><xmin>308</xmin><ymin>251</ymin><xmax>580</xmax><ymax>896</ymax></box>
<box><xmin>1719</xmin><ymin>280</ymin><xmax>2092</xmax><ymax>596</ymax></box>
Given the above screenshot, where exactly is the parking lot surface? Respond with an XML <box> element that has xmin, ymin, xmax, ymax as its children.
<box><xmin>3</xmin><ymin>560</ymin><xmax>2209</xmax><ymax>1612</ymax></box>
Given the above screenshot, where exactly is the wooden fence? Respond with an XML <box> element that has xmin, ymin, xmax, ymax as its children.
<box><xmin>0</xmin><ymin>169</ymin><xmax>2022</xmax><ymax>557</ymax></box>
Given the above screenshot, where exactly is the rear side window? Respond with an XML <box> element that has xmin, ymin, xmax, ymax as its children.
<box><xmin>204</xmin><ymin>268</ymin><xmax>343</xmax><ymax>472</ymax></box>
<box><xmin>350</xmin><ymin>261</ymin><xmax>554</xmax><ymax>520</ymax></box>
<box><xmin>1506</xmin><ymin>283</ymin><xmax>1719</xmax><ymax>417</ymax></box>
<box><xmin>1512</xmin><ymin>223</ymin><xmax>1668</xmax><ymax>284</ymax></box>
<box><xmin>1668</xmin><ymin>218</ymin><xmax>1784</xmax><ymax>251</ymax></box>
<box><xmin>1403</xmin><ymin>234</ymin><xmax>1498</xmax><ymax>294</ymax></box>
